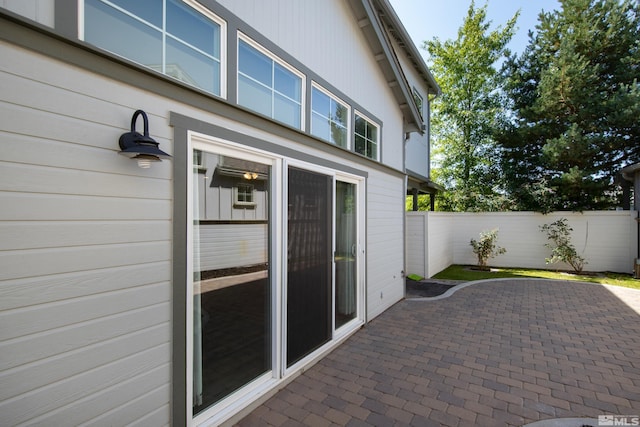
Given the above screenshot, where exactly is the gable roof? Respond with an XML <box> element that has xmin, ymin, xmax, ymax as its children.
<box><xmin>347</xmin><ymin>0</ymin><xmax>440</xmax><ymax>134</ymax></box>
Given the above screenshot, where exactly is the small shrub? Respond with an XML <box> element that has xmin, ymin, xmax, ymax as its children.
<box><xmin>540</xmin><ymin>218</ymin><xmax>586</xmax><ymax>274</ymax></box>
<box><xmin>470</xmin><ymin>229</ymin><xmax>506</xmax><ymax>270</ymax></box>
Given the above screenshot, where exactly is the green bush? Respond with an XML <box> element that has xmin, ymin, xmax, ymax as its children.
<box><xmin>470</xmin><ymin>229</ymin><xmax>506</xmax><ymax>270</ymax></box>
<box><xmin>540</xmin><ymin>218</ymin><xmax>587</xmax><ymax>273</ymax></box>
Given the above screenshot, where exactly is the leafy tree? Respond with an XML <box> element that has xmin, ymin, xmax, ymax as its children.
<box><xmin>499</xmin><ymin>0</ymin><xmax>640</xmax><ymax>212</ymax></box>
<box><xmin>405</xmin><ymin>194</ymin><xmax>432</xmax><ymax>211</ymax></box>
<box><xmin>425</xmin><ymin>1</ymin><xmax>519</xmax><ymax>211</ymax></box>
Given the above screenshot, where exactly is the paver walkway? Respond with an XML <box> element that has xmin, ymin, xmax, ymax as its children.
<box><xmin>237</xmin><ymin>279</ymin><xmax>640</xmax><ymax>426</ymax></box>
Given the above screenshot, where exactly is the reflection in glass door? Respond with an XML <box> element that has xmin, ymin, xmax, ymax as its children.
<box><xmin>286</xmin><ymin>167</ymin><xmax>332</xmax><ymax>367</ymax></box>
<box><xmin>192</xmin><ymin>150</ymin><xmax>271</xmax><ymax>415</ymax></box>
<box><xmin>335</xmin><ymin>181</ymin><xmax>357</xmax><ymax>329</ymax></box>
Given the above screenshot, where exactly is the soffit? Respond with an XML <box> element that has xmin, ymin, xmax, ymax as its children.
<box><xmin>372</xmin><ymin>0</ymin><xmax>440</xmax><ymax>96</ymax></box>
<box><xmin>346</xmin><ymin>0</ymin><xmax>440</xmax><ymax>134</ymax></box>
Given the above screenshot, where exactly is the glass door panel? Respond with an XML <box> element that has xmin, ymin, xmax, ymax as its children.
<box><xmin>335</xmin><ymin>181</ymin><xmax>357</xmax><ymax>329</ymax></box>
<box><xmin>286</xmin><ymin>167</ymin><xmax>332</xmax><ymax>367</ymax></box>
<box><xmin>192</xmin><ymin>150</ymin><xmax>271</xmax><ymax>415</ymax></box>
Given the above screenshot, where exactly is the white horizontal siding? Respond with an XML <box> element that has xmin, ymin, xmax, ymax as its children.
<box><xmin>0</xmin><ymin>160</ymin><xmax>170</xmax><ymax>199</ymax></box>
<box><xmin>0</xmin><ymin>40</ymin><xmax>173</xmax><ymax>426</ymax></box>
<box><xmin>196</xmin><ymin>223</ymin><xmax>268</xmax><ymax>271</ymax></box>
<box><xmin>0</xmin><ymin>323</ymin><xmax>169</xmax><ymax>401</ymax></box>
<box><xmin>0</xmin><ymin>193</ymin><xmax>171</xmax><ymax>221</ymax></box>
<box><xmin>0</xmin><ymin>344</ymin><xmax>170</xmax><ymax>426</ymax></box>
<box><xmin>366</xmin><ymin>171</ymin><xmax>404</xmax><ymax>320</ymax></box>
<box><xmin>128</xmin><ymin>404</ymin><xmax>171</xmax><ymax>427</ymax></box>
<box><xmin>0</xmin><ymin>262</ymin><xmax>169</xmax><ymax>311</ymax></box>
<box><xmin>0</xmin><ymin>220</ymin><xmax>170</xmax><ymax>251</ymax></box>
<box><xmin>0</xmin><ymin>282</ymin><xmax>170</xmax><ymax>341</ymax></box>
<box><xmin>78</xmin><ymin>383</ymin><xmax>171</xmax><ymax>427</ymax></box>
<box><xmin>0</xmin><ymin>242</ymin><xmax>170</xmax><ymax>281</ymax></box>
<box><xmin>0</xmin><ymin>303</ymin><xmax>169</xmax><ymax>372</ymax></box>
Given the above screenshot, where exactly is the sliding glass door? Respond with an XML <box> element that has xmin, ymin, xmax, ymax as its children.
<box><xmin>285</xmin><ymin>168</ymin><xmax>362</xmax><ymax>366</ymax></box>
<box><xmin>335</xmin><ymin>180</ymin><xmax>358</xmax><ymax>329</ymax></box>
<box><xmin>188</xmin><ymin>134</ymin><xmax>364</xmax><ymax>422</ymax></box>
<box><xmin>286</xmin><ymin>167</ymin><xmax>332</xmax><ymax>367</ymax></box>
<box><xmin>192</xmin><ymin>149</ymin><xmax>272</xmax><ymax>416</ymax></box>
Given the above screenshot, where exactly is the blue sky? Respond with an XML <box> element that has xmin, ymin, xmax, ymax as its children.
<box><xmin>387</xmin><ymin>0</ymin><xmax>560</xmax><ymax>62</ymax></box>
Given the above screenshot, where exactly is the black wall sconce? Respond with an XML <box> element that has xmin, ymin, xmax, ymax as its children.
<box><xmin>118</xmin><ymin>110</ymin><xmax>171</xmax><ymax>168</ymax></box>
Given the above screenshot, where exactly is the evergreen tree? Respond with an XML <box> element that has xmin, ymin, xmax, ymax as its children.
<box><xmin>425</xmin><ymin>1</ymin><xmax>518</xmax><ymax>211</ymax></box>
<box><xmin>499</xmin><ymin>0</ymin><xmax>640</xmax><ymax>211</ymax></box>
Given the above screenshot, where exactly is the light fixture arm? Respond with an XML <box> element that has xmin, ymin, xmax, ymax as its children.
<box><xmin>131</xmin><ymin>109</ymin><xmax>150</xmax><ymax>139</ymax></box>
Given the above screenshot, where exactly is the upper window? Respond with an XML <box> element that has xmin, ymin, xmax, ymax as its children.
<box><xmin>237</xmin><ymin>35</ymin><xmax>304</xmax><ymax>129</ymax></box>
<box><xmin>413</xmin><ymin>87</ymin><xmax>424</xmax><ymax>119</ymax></box>
<box><xmin>311</xmin><ymin>84</ymin><xmax>349</xmax><ymax>148</ymax></box>
<box><xmin>354</xmin><ymin>113</ymin><xmax>379</xmax><ymax>161</ymax></box>
<box><xmin>84</xmin><ymin>0</ymin><xmax>225</xmax><ymax>96</ymax></box>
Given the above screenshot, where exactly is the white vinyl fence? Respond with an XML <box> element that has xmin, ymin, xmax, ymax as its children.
<box><xmin>406</xmin><ymin>211</ymin><xmax>639</xmax><ymax>277</ymax></box>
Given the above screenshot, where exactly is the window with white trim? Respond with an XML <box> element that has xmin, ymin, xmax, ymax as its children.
<box><xmin>237</xmin><ymin>35</ymin><xmax>304</xmax><ymax>129</ymax></box>
<box><xmin>186</xmin><ymin>132</ymin><xmax>365</xmax><ymax>425</ymax></box>
<box><xmin>413</xmin><ymin>87</ymin><xmax>424</xmax><ymax>119</ymax></box>
<box><xmin>84</xmin><ymin>0</ymin><xmax>225</xmax><ymax>96</ymax></box>
<box><xmin>311</xmin><ymin>84</ymin><xmax>350</xmax><ymax>148</ymax></box>
<box><xmin>234</xmin><ymin>183</ymin><xmax>255</xmax><ymax>206</ymax></box>
<box><xmin>354</xmin><ymin>112</ymin><xmax>379</xmax><ymax>160</ymax></box>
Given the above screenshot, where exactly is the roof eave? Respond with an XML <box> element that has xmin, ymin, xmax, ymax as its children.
<box><xmin>621</xmin><ymin>162</ymin><xmax>640</xmax><ymax>182</ymax></box>
<box><xmin>372</xmin><ymin>0</ymin><xmax>441</xmax><ymax>97</ymax></box>
<box><xmin>347</xmin><ymin>0</ymin><xmax>431</xmax><ymax>133</ymax></box>
<box><xmin>406</xmin><ymin>168</ymin><xmax>444</xmax><ymax>194</ymax></box>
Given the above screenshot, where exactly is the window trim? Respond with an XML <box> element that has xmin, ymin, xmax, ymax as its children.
<box><xmin>187</xmin><ymin>131</ymin><xmax>283</xmax><ymax>426</ymax></box>
<box><xmin>412</xmin><ymin>86</ymin><xmax>423</xmax><ymax>119</ymax></box>
<box><xmin>74</xmin><ymin>1</ymin><xmax>389</xmax><ymax>166</ymax></box>
<box><xmin>180</xmin><ymin>0</ymin><xmax>228</xmax><ymax>99</ymax></box>
<box><xmin>193</xmin><ymin>150</ymin><xmax>204</xmax><ymax>169</ymax></box>
<box><xmin>237</xmin><ymin>32</ymin><xmax>306</xmax><ymax>131</ymax></box>
<box><xmin>310</xmin><ymin>82</ymin><xmax>351</xmax><ymax>149</ymax></box>
<box><xmin>354</xmin><ymin>110</ymin><xmax>381</xmax><ymax>161</ymax></box>
<box><xmin>183</xmin><ymin>128</ymin><xmax>366</xmax><ymax>425</ymax></box>
<box><xmin>332</xmin><ymin>173</ymin><xmax>366</xmax><ymax>339</ymax></box>
<box><xmin>233</xmin><ymin>182</ymin><xmax>256</xmax><ymax>207</ymax></box>
<box><xmin>80</xmin><ymin>0</ymin><xmax>227</xmax><ymax>98</ymax></box>
<box><xmin>281</xmin><ymin>158</ymin><xmax>366</xmax><ymax>377</ymax></box>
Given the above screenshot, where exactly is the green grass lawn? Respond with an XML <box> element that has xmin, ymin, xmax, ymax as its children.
<box><xmin>433</xmin><ymin>265</ymin><xmax>640</xmax><ymax>290</ymax></box>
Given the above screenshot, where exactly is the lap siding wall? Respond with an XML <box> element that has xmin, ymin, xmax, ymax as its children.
<box><xmin>0</xmin><ymin>35</ymin><xmax>408</xmax><ymax>424</ymax></box>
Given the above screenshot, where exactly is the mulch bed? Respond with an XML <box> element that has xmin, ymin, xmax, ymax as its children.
<box><xmin>405</xmin><ymin>279</ymin><xmax>457</xmax><ymax>298</ymax></box>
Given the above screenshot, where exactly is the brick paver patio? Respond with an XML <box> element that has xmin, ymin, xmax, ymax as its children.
<box><xmin>237</xmin><ymin>279</ymin><xmax>640</xmax><ymax>426</ymax></box>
